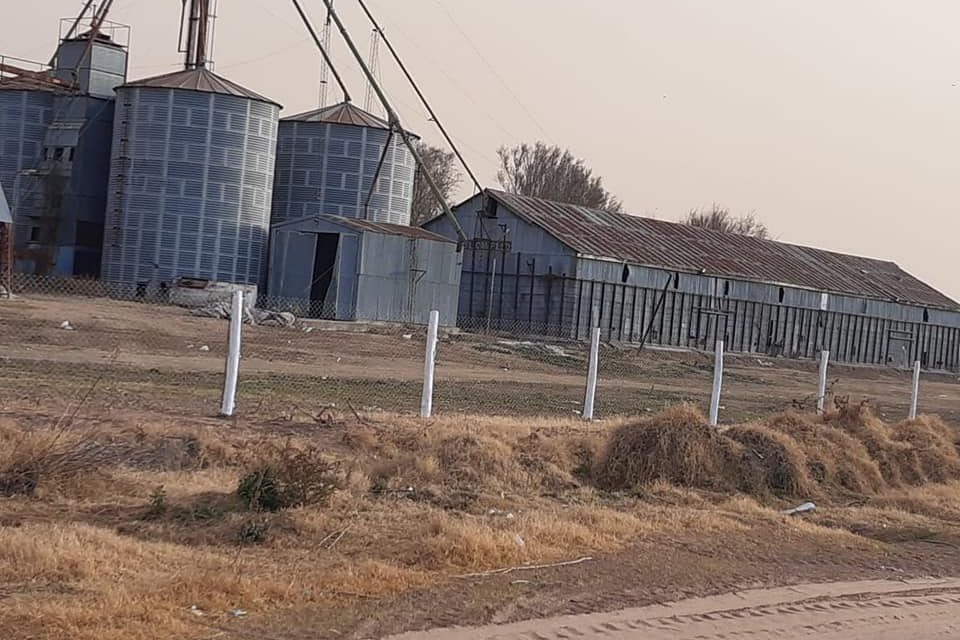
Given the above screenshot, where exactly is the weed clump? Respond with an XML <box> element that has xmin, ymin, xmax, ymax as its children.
<box><xmin>724</xmin><ymin>425</ymin><xmax>815</xmax><ymax>498</ymax></box>
<box><xmin>764</xmin><ymin>413</ymin><xmax>885</xmax><ymax>495</ymax></box>
<box><xmin>594</xmin><ymin>405</ymin><xmax>744</xmax><ymax>493</ymax></box>
<box><xmin>238</xmin><ymin>443</ymin><xmax>341</xmax><ymax>512</ymax></box>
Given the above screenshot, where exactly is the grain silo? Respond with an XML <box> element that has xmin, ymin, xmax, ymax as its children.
<box><xmin>0</xmin><ymin>84</ymin><xmax>55</xmax><ymax>243</ymax></box>
<box><xmin>100</xmin><ymin>68</ymin><xmax>280</xmax><ymax>290</ymax></box>
<box><xmin>270</xmin><ymin>101</ymin><xmax>416</xmax><ymax>227</ymax></box>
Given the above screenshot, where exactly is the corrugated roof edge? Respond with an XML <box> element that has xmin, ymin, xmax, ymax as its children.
<box><xmin>480</xmin><ymin>189</ymin><xmax>960</xmax><ymax>312</ymax></box>
<box><xmin>272</xmin><ymin>214</ymin><xmax>455</xmax><ymax>243</ymax></box>
<box><xmin>121</xmin><ymin>68</ymin><xmax>282</xmax><ymax>107</ymax></box>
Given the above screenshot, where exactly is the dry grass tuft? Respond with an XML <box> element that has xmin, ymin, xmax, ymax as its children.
<box><xmin>824</xmin><ymin>403</ymin><xmax>960</xmax><ymax>488</ymax></box>
<box><xmin>724</xmin><ymin>425</ymin><xmax>816</xmax><ymax>498</ymax></box>
<box><xmin>593</xmin><ymin>405</ymin><xmax>744</xmax><ymax>493</ymax></box>
<box><xmin>763</xmin><ymin>413</ymin><xmax>885</xmax><ymax>495</ymax></box>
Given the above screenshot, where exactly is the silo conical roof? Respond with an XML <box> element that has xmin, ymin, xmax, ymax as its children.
<box><xmin>282</xmin><ymin>101</ymin><xmax>392</xmax><ymax>129</ymax></box>
<box><xmin>121</xmin><ymin>67</ymin><xmax>280</xmax><ymax>106</ymax></box>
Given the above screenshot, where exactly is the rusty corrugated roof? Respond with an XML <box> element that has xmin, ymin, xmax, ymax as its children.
<box><xmin>335</xmin><ymin>216</ymin><xmax>453</xmax><ymax>242</ymax></box>
<box><xmin>282</xmin><ymin>101</ymin><xmax>390</xmax><ymax>128</ymax></box>
<box><xmin>486</xmin><ymin>189</ymin><xmax>958</xmax><ymax>310</ymax></box>
<box><xmin>122</xmin><ymin>68</ymin><xmax>280</xmax><ymax>106</ymax></box>
<box><xmin>274</xmin><ymin>214</ymin><xmax>454</xmax><ymax>243</ymax></box>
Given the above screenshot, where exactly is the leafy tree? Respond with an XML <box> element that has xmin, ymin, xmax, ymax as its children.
<box><xmin>683</xmin><ymin>204</ymin><xmax>769</xmax><ymax>239</ymax></box>
<box><xmin>411</xmin><ymin>142</ymin><xmax>461</xmax><ymax>226</ymax></box>
<box><xmin>496</xmin><ymin>142</ymin><xmax>623</xmax><ymax>213</ymax></box>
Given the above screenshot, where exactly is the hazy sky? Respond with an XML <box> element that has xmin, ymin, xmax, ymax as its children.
<box><xmin>8</xmin><ymin>1</ymin><xmax>959</xmax><ymax>299</ymax></box>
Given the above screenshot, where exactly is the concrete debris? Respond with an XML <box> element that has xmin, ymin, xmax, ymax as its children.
<box><xmin>782</xmin><ymin>501</ymin><xmax>816</xmax><ymax>516</ymax></box>
<box><xmin>500</xmin><ymin>340</ymin><xmax>574</xmax><ymax>359</ymax></box>
<box><xmin>191</xmin><ymin>301</ymin><xmax>296</xmax><ymax>327</ymax></box>
<box><xmin>199</xmin><ymin>345</ymin><xmax>210</xmax><ymax>352</ymax></box>
<box><xmin>59</xmin><ymin>320</ymin><xmax>75</xmax><ymax>330</ymax></box>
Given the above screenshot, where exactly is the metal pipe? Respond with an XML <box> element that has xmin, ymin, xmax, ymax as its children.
<box><xmin>290</xmin><ymin>0</ymin><xmax>351</xmax><ymax>103</ymax></box>
<box><xmin>363</xmin><ymin>128</ymin><xmax>396</xmax><ymax>219</ymax></box>
<box><xmin>420</xmin><ymin>309</ymin><xmax>440</xmax><ymax>418</ymax></box>
<box><xmin>582</xmin><ymin>326</ymin><xmax>601</xmax><ymax>420</ymax></box>
<box><xmin>709</xmin><ymin>339</ymin><xmax>725</xmax><ymax>427</ymax></box>
<box><xmin>909</xmin><ymin>360</ymin><xmax>921</xmax><ymax>420</ymax></box>
<box><xmin>53</xmin><ymin>0</ymin><xmax>97</xmax><ymax>65</ymax></box>
<box><xmin>816</xmin><ymin>350</ymin><xmax>829</xmax><ymax>415</ymax></box>
<box><xmin>195</xmin><ymin>0</ymin><xmax>210</xmax><ymax>68</ymax></box>
<box><xmin>356</xmin><ymin>0</ymin><xmax>483</xmax><ymax>195</ymax></box>
<box><xmin>319</xmin><ymin>0</ymin><xmax>467</xmax><ymax>243</ymax></box>
<box><xmin>220</xmin><ymin>290</ymin><xmax>244</xmax><ymax>416</ymax></box>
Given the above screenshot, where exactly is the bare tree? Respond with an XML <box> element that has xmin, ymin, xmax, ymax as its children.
<box><xmin>683</xmin><ymin>204</ymin><xmax>769</xmax><ymax>239</ymax></box>
<box><xmin>496</xmin><ymin>142</ymin><xmax>623</xmax><ymax>213</ymax></box>
<box><xmin>411</xmin><ymin>142</ymin><xmax>462</xmax><ymax>226</ymax></box>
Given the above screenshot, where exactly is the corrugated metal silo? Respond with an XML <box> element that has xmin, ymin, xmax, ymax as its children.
<box><xmin>0</xmin><ymin>88</ymin><xmax>55</xmax><ymax>235</ymax></box>
<box><xmin>271</xmin><ymin>102</ymin><xmax>416</xmax><ymax>227</ymax></box>
<box><xmin>101</xmin><ymin>68</ymin><xmax>280</xmax><ymax>288</ymax></box>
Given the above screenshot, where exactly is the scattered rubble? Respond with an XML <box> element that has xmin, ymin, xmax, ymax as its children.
<box><xmin>191</xmin><ymin>301</ymin><xmax>296</xmax><ymax>327</ymax></box>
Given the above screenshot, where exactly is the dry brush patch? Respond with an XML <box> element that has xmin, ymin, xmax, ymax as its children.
<box><xmin>1</xmin><ymin>406</ymin><xmax>959</xmax><ymax>639</ymax></box>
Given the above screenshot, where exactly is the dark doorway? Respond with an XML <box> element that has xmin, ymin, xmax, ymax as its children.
<box><xmin>310</xmin><ymin>233</ymin><xmax>339</xmax><ymax>317</ymax></box>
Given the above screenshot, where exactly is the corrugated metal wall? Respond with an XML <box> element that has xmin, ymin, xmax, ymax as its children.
<box><xmin>271</xmin><ymin>121</ymin><xmax>414</xmax><ymax>226</ymax></box>
<box><xmin>101</xmin><ymin>86</ymin><xmax>279</xmax><ymax>287</ymax></box>
<box><xmin>458</xmin><ymin>263</ymin><xmax>960</xmax><ymax>371</ymax></box>
<box><xmin>0</xmin><ymin>90</ymin><xmax>54</xmax><ymax>250</ymax></box>
<box><xmin>268</xmin><ymin>216</ymin><xmax>461</xmax><ymax>325</ymax></box>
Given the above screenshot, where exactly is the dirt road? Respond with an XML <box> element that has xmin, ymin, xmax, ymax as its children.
<box><xmin>387</xmin><ymin>578</ymin><xmax>960</xmax><ymax>639</ymax></box>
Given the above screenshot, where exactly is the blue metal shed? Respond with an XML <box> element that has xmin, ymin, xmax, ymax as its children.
<box><xmin>267</xmin><ymin>214</ymin><xmax>461</xmax><ymax>326</ymax></box>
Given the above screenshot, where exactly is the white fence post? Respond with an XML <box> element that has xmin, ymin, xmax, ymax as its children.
<box><xmin>219</xmin><ymin>290</ymin><xmax>243</xmax><ymax>417</ymax></box>
<box><xmin>909</xmin><ymin>360</ymin><xmax>921</xmax><ymax>419</ymax></box>
<box><xmin>420</xmin><ymin>310</ymin><xmax>440</xmax><ymax>418</ymax></box>
<box><xmin>709</xmin><ymin>339</ymin><xmax>724</xmax><ymax>426</ymax></box>
<box><xmin>816</xmin><ymin>350</ymin><xmax>830</xmax><ymax>415</ymax></box>
<box><xmin>582</xmin><ymin>326</ymin><xmax>601</xmax><ymax>421</ymax></box>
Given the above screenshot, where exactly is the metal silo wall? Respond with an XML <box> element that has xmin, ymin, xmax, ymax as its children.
<box><xmin>102</xmin><ymin>87</ymin><xmax>278</xmax><ymax>286</ymax></box>
<box><xmin>271</xmin><ymin>121</ymin><xmax>414</xmax><ymax>226</ymax></box>
<box><xmin>0</xmin><ymin>90</ymin><xmax>54</xmax><ymax>232</ymax></box>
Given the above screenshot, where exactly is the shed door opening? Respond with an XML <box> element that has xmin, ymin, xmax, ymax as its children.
<box><xmin>311</xmin><ymin>233</ymin><xmax>340</xmax><ymax>315</ymax></box>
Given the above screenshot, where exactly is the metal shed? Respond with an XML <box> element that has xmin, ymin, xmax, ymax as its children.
<box><xmin>425</xmin><ymin>189</ymin><xmax>960</xmax><ymax>371</ymax></box>
<box><xmin>267</xmin><ymin>214</ymin><xmax>461</xmax><ymax>326</ymax></box>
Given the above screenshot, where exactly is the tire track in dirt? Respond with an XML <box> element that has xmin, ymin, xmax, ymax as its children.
<box><xmin>385</xmin><ymin>578</ymin><xmax>960</xmax><ymax>639</ymax></box>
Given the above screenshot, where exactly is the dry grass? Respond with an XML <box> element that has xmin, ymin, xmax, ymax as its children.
<box><xmin>1</xmin><ymin>406</ymin><xmax>959</xmax><ymax>639</ymax></box>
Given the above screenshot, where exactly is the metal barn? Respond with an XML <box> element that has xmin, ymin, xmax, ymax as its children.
<box><xmin>425</xmin><ymin>189</ymin><xmax>960</xmax><ymax>372</ymax></box>
<box><xmin>267</xmin><ymin>214</ymin><xmax>461</xmax><ymax>325</ymax></box>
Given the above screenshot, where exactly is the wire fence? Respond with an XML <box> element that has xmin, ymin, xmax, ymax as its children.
<box><xmin>1</xmin><ymin>273</ymin><xmax>956</xmax><ymax>425</ymax></box>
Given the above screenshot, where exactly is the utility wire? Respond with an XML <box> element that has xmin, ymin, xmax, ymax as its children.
<box><xmin>431</xmin><ymin>0</ymin><xmax>554</xmax><ymax>145</ymax></box>
<box><xmin>290</xmin><ymin>0</ymin><xmax>350</xmax><ymax>103</ymax></box>
<box><xmin>362</xmin><ymin>0</ymin><xmax>523</xmax><ymax>144</ymax></box>
<box><xmin>357</xmin><ymin>0</ymin><xmax>482</xmax><ymax>194</ymax></box>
